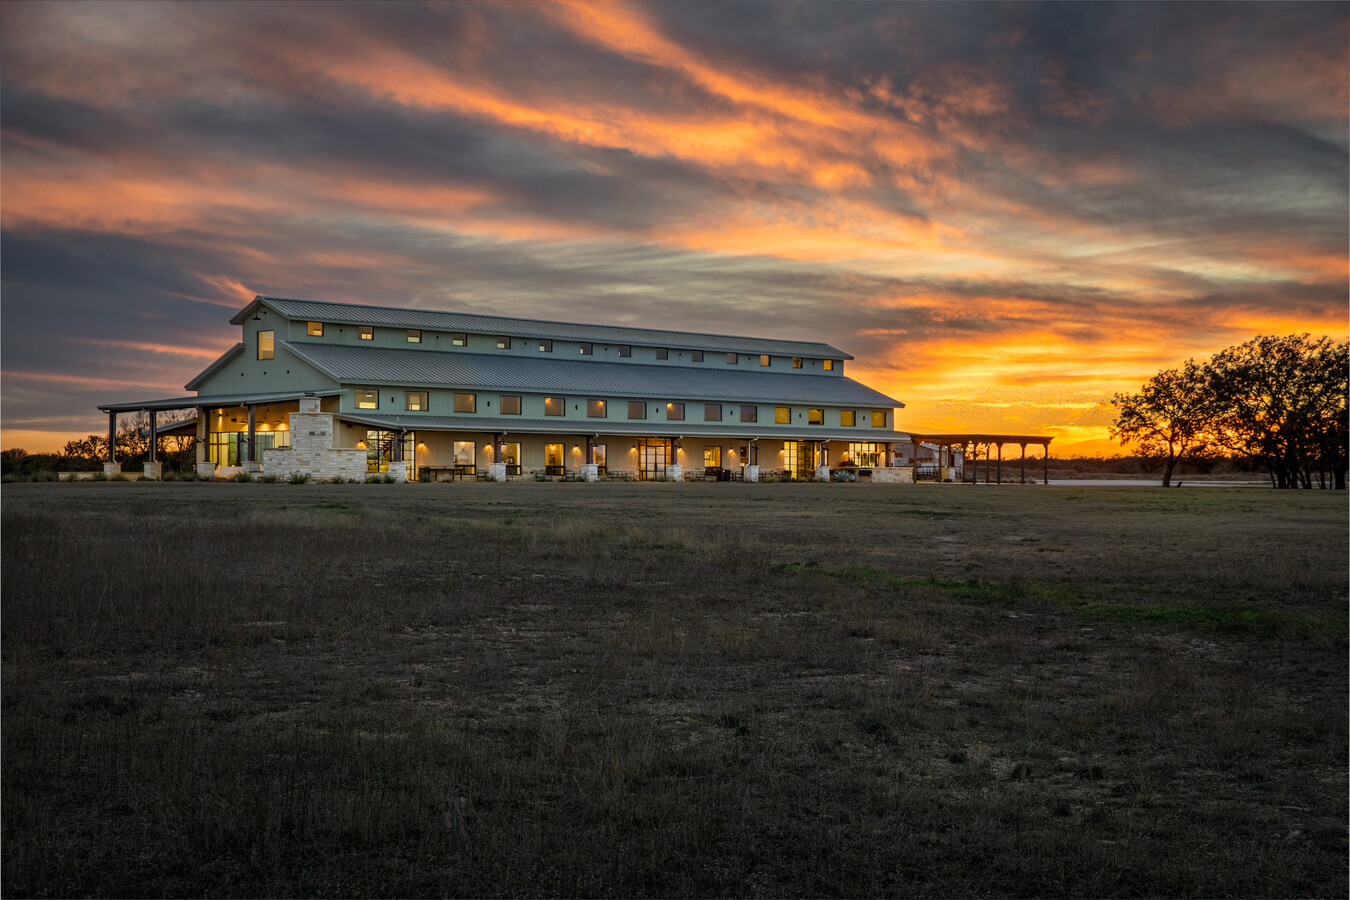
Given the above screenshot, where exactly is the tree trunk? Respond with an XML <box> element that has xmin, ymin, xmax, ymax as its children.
<box><xmin>1161</xmin><ymin>457</ymin><xmax>1175</xmax><ymax>488</ymax></box>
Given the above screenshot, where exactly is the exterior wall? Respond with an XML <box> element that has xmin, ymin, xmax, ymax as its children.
<box><xmin>262</xmin><ymin>398</ymin><xmax>366</xmax><ymax>481</ymax></box>
<box><xmin>196</xmin><ymin>317</ymin><xmax>337</xmax><ymax>396</ymax></box>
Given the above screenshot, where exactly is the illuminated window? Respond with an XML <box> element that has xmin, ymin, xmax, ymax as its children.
<box><xmin>628</xmin><ymin>401</ymin><xmax>646</xmax><ymax>420</ymax></box>
<box><xmin>849</xmin><ymin>443</ymin><xmax>883</xmax><ymax>467</ymax></box>
<box><xmin>792</xmin><ymin>357</ymin><xmax>802</xmax><ymax>368</ymax></box>
<box><xmin>871</xmin><ymin>410</ymin><xmax>886</xmax><ymax>427</ymax></box>
<box><xmin>704</xmin><ymin>446</ymin><xmax>722</xmax><ymax>468</ymax></box>
<box><xmin>667</xmin><ymin>402</ymin><xmax>685</xmax><ymax>421</ymax></box>
<box><xmin>656</xmin><ymin>348</ymin><xmax>668</xmax><ymax>360</ymax></box>
<box><xmin>496</xmin><ymin>336</ymin><xmax>511</xmax><ymax>350</ymax></box>
<box><xmin>808</xmin><ymin>408</ymin><xmax>823</xmax><ymax>425</ymax></box>
<box><xmin>257</xmin><ymin>330</ymin><xmax>274</xmax><ymax>360</ymax></box>
<box><xmin>545</xmin><ymin>397</ymin><xmax>564</xmax><ymax>416</ymax></box>
<box><xmin>406</xmin><ymin>391</ymin><xmax>429</xmax><ymax>411</ymax></box>
<box><xmin>579</xmin><ymin>342</ymin><xmax>593</xmax><ymax>355</ymax></box>
<box><xmin>841</xmin><ymin>410</ymin><xmax>856</xmax><ymax>427</ymax></box>
<box><xmin>454</xmin><ymin>393</ymin><xmax>476</xmax><ymax>413</ymax></box>
<box><xmin>760</xmin><ymin>354</ymin><xmax>770</xmax><ymax>367</ymax></box>
<box><xmin>355</xmin><ymin>389</ymin><xmax>378</xmax><ymax>410</ymax></box>
<box><xmin>308</xmin><ymin>321</ymin><xmax>324</xmax><ymax>337</ymax></box>
<box><xmin>617</xmin><ymin>345</ymin><xmax>631</xmax><ymax>358</ymax></box>
<box><xmin>501</xmin><ymin>395</ymin><xmax>521</xmax><ymax>415</ymax></box>
<box><xmin>726</xmin><ymin>352</ymin><xmax>738</xmax><ymax>364</ymax></box>
<box><xmin>359</xmin><ymin>326</ymin><xmax>373</xmax><ymax>340</ymax></box>
<box><xmin>452</xmin><ymin>333</ymin><xmax>467</xmax><ymax>346</ymax></box>
<box><xmin>740</xmin><ymin>405</ymin><xmax>757</xmax><ymax>423</ymax></box>
<box><xmin>407</xmin><ymin>329</ymin><xmax>421</xmax><ymax>343</ymax></box>
<box><xmin>691</xmin><ymin>350</ymin><xmax>703</xmax><ymax>362</ymax></box>
<box><xmin>775</xmin><ymin>407</ymin><xmax>791</xmax><ymax>424</ymax></box>
<box><xmin>824</xmin><ymin>359</ymin><xmax>836</xmax><ymax>371</ymax></box>
<box><xmin>454</xmin><ymin>441</ymin><xmax>476</xmax><ymax>467</ymax></box>
<box><xmin>704</xmin><ymin>403</ymin><xmax>722</xmax><ymax>422</ymax></box>
<box><xmin>539</xmin><ymin>339</ymin><xmax>553</xmax><ymax>352</ymax></box>
<box><xmin>587</xmin><ymin>399</ymin><xmax>606</xmax><ymax>418</ymax></box>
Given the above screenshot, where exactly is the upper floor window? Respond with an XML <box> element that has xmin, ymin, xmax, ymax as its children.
<box><xmin>579</xmin><ymin>342</ymin><xmax>593</xmax><ymax>355</ymax></box>
<box><xmin>740</xmin><ymin>405</ymin><xmax>757</xmax><ymax>423</ymax></box>
<box><xmin>496</xmin><ymin>336</ymin><xmax>511</xmax><ymax>350</ymax></box>
<box><xmin>792</xmin><ymin>357</ymin><xmax>802</xmax><ymax>368</ymax></box>
<box><xmin>808</xmin><ymin>408</ymin><xmax>823</xmax><ymax>425</ymax></box>
<box><xmin>454</xmin><ymin>393</ymin><xmax>476</xmax><ymax>413</ymax></box>
<box><xmin>617</xmin><ymin>345</ymin><xmax>631</xmax><ymax>358</ymax></box>
<box><xmin>656</xmin><ymin>348</ymin><xmax>668</xmax><ymax>360</ymax></box>
<box><xmin>452</xmin><ymin>333</ymin><xmax>467</xmax><ymax>346</ymax></box>
<box><xmin>355</xmin><ymin>389</ymin><xmax>378</xmax><ymax>410</ymax></box>
<box><xmin>824</xmin><ymin>359</ymin><xmax>836</xmax><ymax>371</ymax></box>
<box><xmin>841</xmin><ymin>410</ymin><xmax>856</xmax><ymax>427</ymax></box>
<box><xmin>407</xmin><ymin>329</ymin><xmax>421</xmax><ymax>343</ymax></box>
<box><xmin>628</xmin><ymin>401</ymin><xmax>646</xmax><ymax>420</ymax></box>
<box><xmin>666</xmin><ymin>402</ymin><xmax>685</xmax><ymax>421</ymax></box>
<box><xmin>704</xmin><ymin>403</ymin><xmax>722</xmax><ymax>422</ymax></box>
<box><xmin>406</xmin><ymin>391</ymin><xmax>429</xmax><ymax>411</ymax></box>
<box><xmin>726</xmin><ymin>352</ymin><xmax>738</xmax><ymax>365</ymax></box>
<box><xmin>760</xmin><ymin>355</ymin><xmax>771</xmax><ymax>367</ymax></box>
<box><xmin>539</xmin><ymin>339</ymin><xmax>553</xmax><ymax>352</ymax></box>
<box><xmin>544</xmin><ymin>397</ymin><xmax>564</xmax><ymax>416</ymax></box>
<box><xmin>587</xmin><ymin>399</ymin><xmax>606</xmax><ymax>418</ymax></box>
<box><xmin>775</xmin><ymin>407</ymin><xmax>791</xmax><ymax>424</ymax></box>
<box><xmin>359</xmin><ymin>326</ymin><xmax>373</xmax><ymax>340</ymax></box>
<box><xmin>307</xmin><ymin>322</ymin><xmax>324</xmax><ymax>337</ymax></box>
<box><xmin>501</xmin><ymin>395</ymin><xmax>521</xmax><ymax>415</ymax></box>
<box><xmin>691</xmin><ymin>350</ymin><xmax>703</xmax><ymax>362</ymax></box>
<box><xmin>257</xmin><ymin>330</ymin><xmax>274</xmax><ymax>360</ymax></box>
<box><xmin>871</xmin><ymin>411</ymin><xmax>886</xmax><ymax>427</ymax></box>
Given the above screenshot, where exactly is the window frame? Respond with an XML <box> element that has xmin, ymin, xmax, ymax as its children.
<box><xmin>496</xmin><ymin>336</ymin><xmax>512</xmax><ymax>350</ymax></box>
<box><xmin>740</xmin><ymin>405</ymin><xmax>757</xmax><ymax>423</ymax></box>
<box><xmin>666</xmin><ymin>401</ymin><xmax>685</xmax><ymax>421</ymax></box>
<box><xmin>544</xmin><ymin>396</ymin><xmax>565</xmax><ymax>417</ymax></box>
<box><xmin>454</xmin><ymin>393</ymin><xmax>477</xmax><ymax>414</ymax></box>
<box><xmin>824</xmin><ymin>359</ymin><xmax>836</xmax><ymax>371</ymax></box>
<box><xmin>407</xmin><ymin>329</ymin><xmax>421</xmax><ymax>343</ymax></box>
<box><xmin>355</xmin><ymin>388</ymin><xmax>379</xmax><ymax>410</ymax></box>
<box><xmin>775</xmin><ymin>407</ymin><xmax>791</xmax><ymax>425</ymax></box>
<box><xmin>871</xmin><ymin>410</ymin><xmax>886</xmax><ymax>427</ymax></box>
<box><xmin>538</xmin><ymin>339</ymin><xmax>553</xmax><ymax>352</ymax></box>
<box><xmin>307</xmin><ymin>321</ymin><xmax>324</xmax><ymax>337</ymax></box>
<box><xmin>579</xmin><ymin>342</ymin><xmax>593</xmax><ymax>356</ymax></box>
<box><xmin>691</xmin><ymin>350</ymin><xmax>703</xmax><ymax>362</ymax></box>
<box><xmin>760</xmin><ymin>354</ymin><xmax>770</xmax><ymax>367</ymax></box>
<box><xmin>808</xmin><ymin>408</ymin><xmax>824</xmax><ymax>425</ymax></box>
<box><xmin>257</xmin><ymin>330</ymin><xmax>274</xmax><ymax>360</ymax></box>
<box><xmin>452</xmin><ymin>332</ymin><xmax>468</xmax><ymax>346</ymax></box>
<box><xmin>704</xmin><ymin>403</ymin><xmax>722</xmax><ymax>422</ymax></box>
<box><xmin>792</xmin><ymin>357</ymin><xmax>802</xmax><ymax>369</ymax></box>
<box><xmin>656</xmin><ymin>347</ymin><xmax>668</xmax><ymax>360</ymax></box>
<box><xmin>359</xmin><ymin>326</ymin><xmax>373</xmax><ymax>341</ymax></box>
<box><xmin>406</xmin><ymin>391</ymin><xmax>429</xmax><ymax>411</ymax></box>
<box><xmin>617</xmin><ymin>345</ymin><xmax>631</xmax><ymax>358</ymax></box>
<box><xmin>627</xmin><ymin>400</ymin><xmax>647</xmax><ymax>420</ymax></box>
<box><xmin>587</xmin><ymin>399</ymin><xmax>607</xmax><ymax>418</ymax></box>
<box><xmin>500</xmin><ymin>395</ymin><xmax>522</xmax><ymax>415</ymax></box>
<box><xmin>726</xmin><ymin>352</ymin><xmax>738</xmax><ymax>365</ymax></box>
<box><xmin>841</xmin><ymin>409</ymin><xmax>856</xmax><ymax>427</ymax></box>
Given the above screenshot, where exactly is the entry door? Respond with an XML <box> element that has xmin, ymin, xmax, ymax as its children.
<box><xmin>545</xmin><ymin>443</ymin><xmax>565</xmax><ymax>475</ymax></box>
<box><xmin>637</xmin><ymin>437</ymin><xmax>670</xmax><ymax>480</ymax></box>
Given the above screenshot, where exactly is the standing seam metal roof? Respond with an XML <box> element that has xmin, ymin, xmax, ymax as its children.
<box><xmin>283</xmin><ymin>342</ymin><xmax>903</xmax><ymax>408</ymax></box>
<box><xmin>238</xmin><ymin>296</ymin><xmax>852</xmax><ymax>359</ymax></box>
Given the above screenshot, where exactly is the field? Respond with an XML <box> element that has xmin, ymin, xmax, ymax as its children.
<box><xmin>3</xmin><ymin>482</ymin><xmax>1346</xmax><ymax>897</ymax></box>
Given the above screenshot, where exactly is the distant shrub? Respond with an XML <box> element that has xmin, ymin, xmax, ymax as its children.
<box><xmin>288</xmin><ymin>471</ymin><xmax>311</xmax><ymax>484</ymax></box>
<box><xmin>257</xmin><ymin>474</ymin><xmax>280</xmax><ymax>483</ymax></box>
<box><xmin>231</xmin><ymin>472</ymin><xmax>253</xmax><ymax>483</ymax></box>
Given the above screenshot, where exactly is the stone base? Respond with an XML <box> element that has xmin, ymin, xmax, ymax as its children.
<box><xmin>103</xmin><ymin>462</ymin><xmax>122</xmax><ymax>478</ymax></box>
<box><xmin>197</xmin><ymin>461</ymin><xmax>217</xmax><ymax>478</ymax></box>
<box><xmin>487</xmin><ymin>463</ymin><xmax>507</xmax><ymax>482</ymax></box>
<box><xmin>388</xmin><ymin>461</ymin><xmax>408</xmax><ymax>483</ymax></box>
<box><xmin>241</xmin><ymin>460</ymin><xmax>262</xmax><ymax>474</ymax></box>
<box><xmin>815</xmin><ymin>465</ymin><xmax>830</xmax><ymax>482</ymax></box>
<box><xmin>581</xmin><ymin>463</ymin><xmax>599</xmax><ymax>483</ymax></box>
<box><xmin>143</xmin><ymin>461</ymin><xmax>163</xmax><ymax>481</ymax></box>
<box><xmin>872</xmin><ymin>466</ymin><xmax>915</xmax><ymax>484</ymax></box>
<box><xmin>745</xmin><ymin>465</ymin><xmax>759</xmax><ymax>483</ymax></box>
<box><xmin>941</xmin><ymin>466</ymin><xmax>959</xmax><ymax>482</ymax></box>
<box><xmin>666</xmin><ymin>464</ymin><xmax>683</xmax><ymax>481</ymax></box>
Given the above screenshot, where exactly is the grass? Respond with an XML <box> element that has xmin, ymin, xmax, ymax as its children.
<box><xmin>2</xmin><ymin>482</ymin><xmax>1346</xmax><ymax>897</ymax></box>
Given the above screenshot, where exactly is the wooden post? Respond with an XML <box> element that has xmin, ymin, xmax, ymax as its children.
<box><xmin>996</xmin><ymin>442</ymin><xmax>1003</xmax><ymax>484</ymax></box>
<box><xmin>1043</xmin><ymin>442</ymin><xmax>1049</xmax><ymax>485</ymax></box>
<box><xmin>197</xmin><ymin>407</ymin><xmax>208</xmax><ymax>464</ymax></box>
<box><xmin>246</xmin><ymin>405</ymin><xmax>257</xmax><ymax>462</ymax></box>
<box><xmin>108</xmin><ymin>412</ymin><xmax>117</xmax><ymax>463</ymax></box>
<box><xmin>148</xmin><ymin>410</ymin><xmax>158</xmax><ymax>463</ymax></box>
<box><xmin>392</xmin><ymin>430</ymin><xmax>403</xmax><ymax>462</ymax></box>
<box><xmin>1019</xmin><ymin>442</ymin><xmax>1027</xmax><ymax>484</ymax></box>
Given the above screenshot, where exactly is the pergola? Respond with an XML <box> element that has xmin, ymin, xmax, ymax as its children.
<box><xmin>909</xmin><ymin>433</ymin><xmax>1054</xmax><ymax>484</ymax></box>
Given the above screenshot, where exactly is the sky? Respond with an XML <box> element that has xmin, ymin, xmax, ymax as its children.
<box><xmin>2</xmin><ymin>1</ymin><xmax>1347</xmax><ymax>455</ymax></box>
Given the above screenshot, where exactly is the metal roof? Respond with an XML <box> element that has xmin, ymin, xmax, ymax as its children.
<box><xmin>335</xmin><ymin>411</ymin><xmax>912</xmax><ymax>444</ymax></box>
<box><xmin>99</xmin><ymin>389</ymin><xmax>344</xmax><ymax>414</ymax></box>
<box><xmin>236</xmin><ymin>296</ymin><xmax>853</xmax><ymax>359</ymax></box>
<box><xmin>283</xmin><ymin>342</ymin><xmax>903</xmax><ymax>408</ymax></box>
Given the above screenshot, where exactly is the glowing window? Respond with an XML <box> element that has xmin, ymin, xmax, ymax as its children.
<box><xmin>808</xmin><ymin>409</ymin><xmax>823</xmax><ymax>425</ymax></box>
<box><xmin>307</xmin><ymin>322</ymin><xmax>324</xmax><ymax>337</ymax></box>
<box><xmin>841</xmin><ymin>410</ymin><xmax>856</xmax><ymax>427</ymax></box>
<box><xmin>501</xmin><ymin>395</ymin><xmax>521</xmax><ymax>415</ymax></box>
<box><xmin>704</xmin><ymin>446</ymin><xmax>722</xmax><ymax>468</ymax></box>
<box><xmin>760</xmin><ymin>355</ymin><xmax>770</xmax><ymax>367</ymax></box>
<box><xmin>359</xmin><ymin>326</ymin><xmax>373</xmax><ymax>340</ymax></box>
<box><xmin>579</xmin><ymin>343</ymin><xmax>593</xmax><ymax>355</ymax></box>
<box><xmin>667</xmin><ymin>402</ymin><xmax>685</xmax><ymax>421</ymax></box>
<box><xmin>454</xmin><ymin>393</ymin><xmax>476</xmax><ymax>413</ymax></box>
<box><xmin>824</xmin><ymin>359</ymin><xmax>836</xmax><ymax>371</ymax></box>
<box><xmin>628</xmin><ymin>401</ymin><xmax>646</xmax><ymax>420</ymax></box>
<box><xmin>587</xmin><ymin>399</ymin><xmax>606</xmax><ymax>418</ymax></box>
<box><xmin>539</xmin><ymin>340</ymin><xmax>553</xmax><ymax>352</ymax></box>
<box><xmin>406</xmin><ymin>391</ymin><xmax>429</xmax><ymax>411</ymax></box>
<box><xmin>871</xmin><ymin>411</ymin><xmax>886</xmax><ymax>427</ymax></box>
<box><xmin>545</xmin><ymin>397</ymin><xmax>564</xmax><ymax>416</ymax></box>
<box><xmin>407</xmin><ymin>329</ymin><xmax>421</xmax><ymax>343</ymax></box>
<box><xmin>496</xmin><ymin>336</ymin><xmax>511</xmax><ymax>350</ymax></box>
<box><xmin>257</xmin><ymin>330</ymin><xmax>274</xmax><ymax>360</ymax></box>
<box><xmin>792</xmin><ymin>357</ymin><xmax>802</xmax><ymax>368</ymax></box>
<box><xmin>355</xmin><ymin>389</ymin><xmax>378</xmax><ymax>410</ymax></box>
<box><xmin>775</xmin><ymin>407</ymin><xmax>791</xmax><ymax>424</ymax></box>
<box><xmin>452</xmin><ymin>333</ymin><xmax>467</xmax><ymax>346</ymax></box>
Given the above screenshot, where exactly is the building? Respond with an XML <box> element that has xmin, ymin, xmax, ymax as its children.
<box><xmin>99</xmin><ymin>295</ymin><xmax>922</xmax><ymax>482</ymax></box>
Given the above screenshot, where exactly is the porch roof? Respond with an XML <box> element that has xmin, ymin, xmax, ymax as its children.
<box><xmin>98</xmin><ymin>389</ymin><xmax>344</xmax><ymax>414</ymax></box>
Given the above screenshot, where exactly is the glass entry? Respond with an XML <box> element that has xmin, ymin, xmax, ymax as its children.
<box><xmin>545</xmin><ymin>443</ymin><xmax>565</xmax><ymax>476</ymax></box>
<box><xmin>502</xmin><ymin>442</ymin><xmax>521</xmax><ymax>476</ymax></box>
<box><xmin>784</xmin><ymin>441</ymin><xmax>817</xmax><ymax>479</ymax></box>
<box><xmin>637</xmin><ymin>437</ymin><xmax>671</xmax><ymax>480</ymax></box>
<box><xmin>591</xmin><ymin>443</ymin><xmax>606</xmax><ymax>475</ymax></box>
<box><xmin>365</xmin><ymin>430</ymin><xmax>415</xmax><ymax>474</ymax></box>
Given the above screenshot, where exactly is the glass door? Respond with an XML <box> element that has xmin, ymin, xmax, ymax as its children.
<box><xmin>637</xmin><ymin>437</ymin><xmax>670</xmax><ymax>480</ymax></box>
<box><xmin>545</xmin><ymin>443</ymin><xmax>565</xmax><ymax>476</ymax></box>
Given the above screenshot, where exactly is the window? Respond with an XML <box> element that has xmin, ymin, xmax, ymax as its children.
<box><xmin>704</xmin><ymin>446</ymin><xmax>722</xmax><ymax>468</ymax></box>
<box><xmin>454</xmin><ymin>393</ymin><xmax>476</xmax><ymax>413</ymax></box>
<box><xmin>308</xmin><ymin>321</ymin><xmax>324</xmax><ymax>337</ymax></box>
<box><xmin>496</xmin><ymin>336</ymin><xmax>511</xmax><ymax>350</ymax></box>
<box><xmin>587</xmin><ymin>399</ymin><xmax>606</xmax><ymax>418</ymax></box>
<box><xmin>666</xmin><ymin>402</ymin><xmax>685</xmax><ymax>421</ymax></box>
<box><xmin>545</xmin><ymin>397</ymin><xmax>564</xmax><ymax>416</ymax></box>
<box><xmin>808</xmin><ymin>408</ymin><xmax>824</xmax><ymax>425</ymax></box>
<box><xmin>539</xmin><ymin>339</ymin><xmax>553</xmax><ymax>352</ymax></box>
<box><xmin>704</xmin><ymin>403</ymin><xmax>722</xmax><ymax>422</ymax></box>
<box><xmin>406</xmin><ymin>391</ymin><xmax>429</xmax><ymax>411</ymax></box>
<box><xmin>848</xmin><ymin>442</ymin><xmax>883</xmax><ymax>467</ymax></box>
<box><xmin>359</xmin><ymin>326</ymin><xmax>373</xmax><ymax>340</ymax></box>
<box><xmin>691</xmin><ymin>350</ymin><xmax>703</xmax><ymax>362</ymax></box>
<box><xmin>841</xmin><ymin>410</ymin><xmax>856</xmax><ymax>427</ymax></box>
<box><xmin>628</xmin><ymin>401</ymin><xmax>646</xmax><ymax>420</ymax></box>
<box><xmin>407</xmin><ymin>329</ymin><xmax>421</xmax><ymax>343</ymax></box>
<box><xmin>760</xmin><ymin>354</ymin><xmax>770</xmax><ymax>367</ymax></box>
<box><xmin>257</xmin><ymin>330</ymin><xmax>274</xmax><ymax>360</ymax></box>
<box><xmin>792</xmin><ymin>357</ymin><xmax>802</xmax><ymax>368</ymax></box>
<box><xmin>355</xmin><ymin>389</ymin><xmax>378</xmax><ymax>410</ymax></box>
<box><xmin>618</xmin><ymin>345</ymin><xmax>631</xmax><ymax>358</ymax></box>
<box><xmin>871</xmin><ymin>410</ymin><xmax>886</xmax><ymax>427</ymax></box>
<box><xmin>824</xmin><ymin>359</ymin><xmax>835</xmax><ymax>371</ymax></box>
<box><xmin>740</xmin><ymin>405</ymin><xmax>757</xmax><ymax>423</ymax></box>
<box><xmin>454</xmin><ymin>441</ymin><xmax>476</xmax><ymax>467</ymax></box>
<box><xmin>452</xmin><ymin>333</ymin><xmax>467</xmax><ymax>346</ymax></box>
<box><xmin>579</xmin><ymin>342</ymin><xmax>593</xmax><ymax>355</ymax></box>
<box><xmin>656</xmin><ymin>348</ymin><xmax>668</xmax><ymax>360</ymax></box>
<box><xmin>591</xmin><ymin>443</ymin><xmax>606</xmax><ymax>468</ymax></box>
<box><xmin>726</xmin><ymin>352</ymin><xmax>738</xmax><ymax>364</ymax></box>
<box><xmin>775</xmin><ymin>407</ymin><xmax>791</xmax><ymax>424</ymax></box>
<box><xmin>501</xmin><ymin>395</ymin><xmax>521</xmax><ymax>415</ymax></box>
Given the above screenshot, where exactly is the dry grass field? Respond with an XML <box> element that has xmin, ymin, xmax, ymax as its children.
<box><xmin>3</xmin><ymin>482</ymin><xmax>1346</xmax><ymax>897</ymax></box>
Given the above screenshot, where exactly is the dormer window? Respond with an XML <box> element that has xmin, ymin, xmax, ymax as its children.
<box><xmin>497</xmin><ymin>336</ymin><xmax>511</xmax><ymax>350</ymax></box>
<box><xmin>257</xmin><ymin>330</ymin><xmax>274</xmax><ymax>360</ymax></box>
<box><xmin>824</xmin><ymin>359</ymin><xmax>836</xmax><ymax>371</ymax></box>
<box><xmin>760</xmin><ymin>355</ymin><xmax>770</xmax><ymax>367</ymax></box>
<box><xmin>792</xmin><ymin>357</ymin><xmax>802</xmax><ymax>368</ymax></box>
<box><xmin>617</xmin><ymin>345</ymin><xmax>631</xmax><ymax>358</ymax></box>
<box><xmin>656</xmin><ymin>348</ymin><xmax>668</xmax><ymax>360</ymax></box>
<box><xmin>407</xmin><ymin>329</ymin><xmax>421</xmax><ymax>343</ymax></box>
<box><xmin>307</xmin><ymin>322</ymin><xmax>324</xmax><ymax>337</ymax></box>
<box><xmin>691</xmin><ymin>350</ymin><xmax>703</xmax><ymax>362</ymax></box>
<box><xmin>359</xmin><ymin>326</ymin><xmax>373</xmax><ymax>340</ymax></box>
<box><xmin>579</xmin><ymin>342</ymin><xmax>593</xmax><ymax>355</ymax></box>
<box><xmin>539</xmin><ymin>340</ymin><xmax>553</xmax><ymax>352</ymax></box>
<box><xmin>452</xmin><ymin>333</ymin><xmax>467</xmax><ymax>346</ymax></box>
<box><xmin>726</xmin><ymin>352</ymin><xmax>738</xmax><ymax>365</ymax></box>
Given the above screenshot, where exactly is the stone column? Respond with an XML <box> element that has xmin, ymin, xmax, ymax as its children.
<box><xmin>104</xmin><ymin>412</ymin><xmax>121</xmax><ymax>478</ymax></box>
<box><xmin>666</xmin><ymin>463</ymin><xmax>683</xmax><ymax>480</ymax></box>
<box><xmin>815</xmin><ymin>464</ymin><xmax>830</xmax><ymax>482</ymax></box>
<box><xmin>242</xmin><ymin>405</ymin><xmax>262</xmax><ymax>473</ymax></box>
<box><xmin>581</xmin><ymin>463</ymin><xmax>599</xmax><ymax>482</ymax></box>
<box><xmin>746</xmin><ymin>465</ymin><xmax>759</xmax><ymax>482</ymax></box>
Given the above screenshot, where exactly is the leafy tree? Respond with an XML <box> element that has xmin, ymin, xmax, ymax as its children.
<box><xmin>1110</xmin><ymin>360</ymin><xmax>1216</xmax><ymax>487</ymax></box>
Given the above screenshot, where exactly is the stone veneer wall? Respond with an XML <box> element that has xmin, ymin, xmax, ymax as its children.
<box><xmin>871</xmin><ymin>466</ymin><xmax>915</xmax><ymax>483</ymax></box>
<box><xmin>262</xmin><ymin>397</ymin><xmax>368</xmax><ymax>481</ymax></box>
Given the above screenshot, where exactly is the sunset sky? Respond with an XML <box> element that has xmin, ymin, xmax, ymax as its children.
<box><xmin>2</xmin><ymin>1</ymin><xmax>1346</xmax><ymax>455</ymax></box>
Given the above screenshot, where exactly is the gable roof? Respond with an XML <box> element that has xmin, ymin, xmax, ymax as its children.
<box><xmin>234</xmin><ymin>295</ymin><xmax>853</xmax><ymax>359</ymax></box>
<box><xmin>283</xmin><ymin>342</ymin><xmax>903</xmax><ymax>408</ymax></box>
<box><xmin>184</xmin><ymin>342</ymin><xmax>244</xmax><ymax>390</ymax></box>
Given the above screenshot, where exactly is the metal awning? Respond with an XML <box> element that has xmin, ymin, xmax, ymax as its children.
<box><xmin>99</xmin><ymin>390</ymin><xmax>344</xmax><ymax>414</ymax></box>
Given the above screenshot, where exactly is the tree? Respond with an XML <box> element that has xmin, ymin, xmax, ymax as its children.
<box><xmin>1110</xmin><ymin>360</ymin><xmax>1215</xmax><ymax>487</ymax></box>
